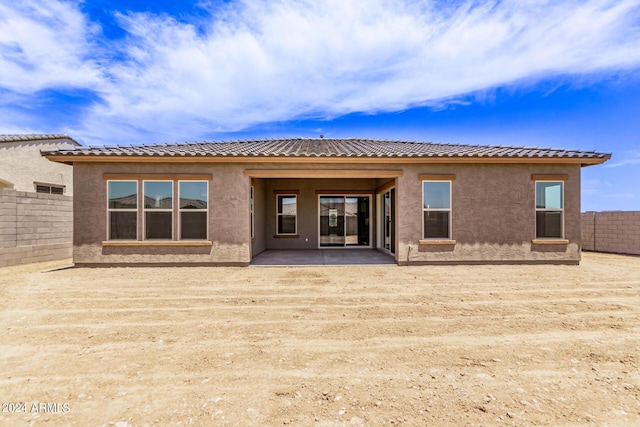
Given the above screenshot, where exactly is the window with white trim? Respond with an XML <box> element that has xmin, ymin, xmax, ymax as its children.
<box><xmin>108</xmin><ymin>181</ymin><xmax>138</xmax><ymax>240</ymax></box>
<box><xmin>106</xmin><ymin>179</ymin><xmax>208</xmax><ymax>241</ymax></box>
<box><xmin>535</xmin><ymin>181</ymin><xmax>563</xmax><ymax>238</ymax></box>
<box><xmin>144</xmin><ymin>181</ymin><xmax>173</xmax><ymax>239</ymax></box>
<box><xmin>422</xmin><ymin>181</ymin><xmax>451</xmax><ymax>239</ymax></box>
<box><xmin>276</xmin><ymin>194</ymin><xmax>297</xmax><ymax>234</ymax></box>
<box><xmin>179</xmin><ymin>181</ymin><xmax>208</xmax><ymax>239</ymax></box>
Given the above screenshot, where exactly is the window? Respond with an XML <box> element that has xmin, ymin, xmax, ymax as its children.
<box><xmin>423</xmin><ymin>181</ymin><xmax>451</xmax><ymax>239</ymax></box>
<box><xmin>276</xmin><ymin>194</ymin><xmax>297</xmax><ymax>234</ymax></box>
<box><xmin>35</xmin><ymin>183</ymin><xmax>64</xmax><ymax>195</ymax></box>
<box><xmin>179</xmin><ymin>181</ymin><xmax>208</xmax><ymax>239</ymax></box>
<box><xmin>106</xmin><ymin>178</ymin><xmax>209</xmax><ymax>241</ymax></box>
<box><xmin>108</xmin><ymin>181</ymin><xmax>137</xmax><ymax>240</ymax></box>
<box><xmin>144</xmin><ymin>181</ymin><xmax>173</xmax><ymax>239</ymax></box>
<box><xmin>536</xmin><ymin>181</ymin><xmax>563</xmax><ymax>238</ymax></box>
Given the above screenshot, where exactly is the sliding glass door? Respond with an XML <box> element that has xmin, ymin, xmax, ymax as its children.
<box><xmin>319</xmin><ymin>196</ymin><xmax>345</xmax><ymax>246</ymax></box>
<box><xmin>319</xmin><ymin>195</ymin><xmax>370</xmax><ymax>247</ymax></box>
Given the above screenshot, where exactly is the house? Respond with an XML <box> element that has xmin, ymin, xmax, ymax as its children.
<box><xmin>0</xmin><ymin>134</ymin><xmax>78</xmax><ymax>267</ymax></box>
<box><xmin>0</xmin><ymin>134</ymin><xmax>79</xmax><ymax>195</ymax></box>
<box><xmin>42</xmin><ymin>138</ymin><xmax>610</xmax><ymax>266</ymax></box>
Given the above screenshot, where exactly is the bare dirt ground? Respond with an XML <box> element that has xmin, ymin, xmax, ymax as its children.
<box><xmin>1</xmin><ymin>252</ymin><xmax>639</xmax><ymax>427</ymax></box>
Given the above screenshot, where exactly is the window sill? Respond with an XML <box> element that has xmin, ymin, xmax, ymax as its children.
<box><xmin>419</xmin><ymin>239</ymin><xmax>456</xmax><ymax>245</ymax></box>
<box><xmin>273</xmin><ymin>234</ymin><xmax>300</xmax><ymax>238</ymax></box>
<box><xmin>531</xmin><ymin>239</ymin><xmax>569</xmax><ymax>245</ymax></box>
<box><xmin>102</xmin><ymin>240</ymin><xmax>213</xmax><ymax>247</ymax></box>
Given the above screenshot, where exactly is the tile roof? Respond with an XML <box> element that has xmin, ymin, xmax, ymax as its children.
<box><xmin>0</xmin><ymin>134</ymin><xmax>80</xmax><ymax>145</ymax></box>
<box><xmin>41</xmin><ymin>138</ymin><xmax>610</xmax><ymax>163</ymax></box>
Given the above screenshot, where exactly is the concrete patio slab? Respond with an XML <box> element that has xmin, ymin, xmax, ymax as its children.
<box><xmin>251</xmin><ymin>249</ymin><xmax>396</xmax><ymax>266</ymax></box>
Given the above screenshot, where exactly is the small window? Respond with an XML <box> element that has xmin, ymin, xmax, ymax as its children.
<box><xmin>535</xmin><ymin>181</ymin><xmax>563</xmax><ymax>238</ymax></box>
<box><xmin>35</xmin><ymin>184</ymin><xmax>64</xmax><ymax>195</ymax></box>
<box><xmin>276</xmin><ymin>195</ymin><xmax>297</xmax><ymax>234</ymax></box>
<box><xmin>179</xmin><ymin>181</ymin><xmax>207</xmax><ymax>239</ymax></box>
<box><xmin>144</xmin><ymin>181</ymin><xmax>173</xmax><ymax>239</ymax></box>
<box><xmin>108</xmin><ymin>181</ymin><xmax>137</xmax><ymax>240</ymax></box>
<box><xmin>423</xmin><ymin>181</ymin><xmax>451</xmax><ymax>239</ymax></box>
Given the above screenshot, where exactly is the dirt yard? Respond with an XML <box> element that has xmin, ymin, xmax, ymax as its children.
<box><xmin>1</xmin><ymin>252</ymin><xmax>639</xmax><ymax>426</ymax></box>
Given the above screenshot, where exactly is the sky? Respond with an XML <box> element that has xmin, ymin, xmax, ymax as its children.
<box><xmin>1</xmin><ymin>0</ymin><xmax>639</xmax><ymax>211</ymax></box>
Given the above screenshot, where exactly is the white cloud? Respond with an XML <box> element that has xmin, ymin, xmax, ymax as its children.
<box><xmin>0</xmin><ymin>1</ymin><xmax>101</xmax><ymax>93</ymax></box>
<box><xmin>2</xmin><ymin>0</ymin><xmax>640</xmax><ymax>144</ymax></box>
<box><xmin>605</xmin><ymin>150</ymin><xmax>640</xmax><ymax>167</ymax></box>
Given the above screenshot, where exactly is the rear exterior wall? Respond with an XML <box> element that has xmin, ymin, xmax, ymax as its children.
<box><xmin>72</xmin><ymin>161</ymin><xmax>582</xmax><ymax>265</ymax></box>
<box><xmin>395</xmin><ymin>163</ymin><xmax>581</xmax><ymax>264</ymax></box>
<box><xmin>73</xmin><ymin>162</ymin><xmax>251</xmax><ymax>266</ymax></box>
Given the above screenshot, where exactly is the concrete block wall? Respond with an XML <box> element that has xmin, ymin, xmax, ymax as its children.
<box><xmin>0</xmin><ymin>188</ymin><xmax>72</xmax><ymax>267</ymax></box>
<box><xmin>582</xmin><ymin>211</ymin><xmax>640</xmax><ymax>255</ymax></box>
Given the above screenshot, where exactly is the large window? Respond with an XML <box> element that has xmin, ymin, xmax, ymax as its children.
<box><xmin>535</xmin><ymin>181</ymin><xmax>563</xmax><ymax>238</ymax></box>
<box><xmin>179</xmin><ymin>181</ymin><xmax>208</xmax><ymax>239</ymax></box>
<box><xmin>108</xmin><ymin>181</ymin><xmax>138</xmax><ymax>240</ymax></box>
<box><xmin>107</xmin><ymin>179</ymin><xmax>208</xmax><ymax>241</ymax></box>
<box><xmin>276</xmin><ymin>194</ymin><xmax>297</xmax><ymax>235</ymax></box>
<box><xmin>423</xmin><ymin>181</ymin><xmax>451</xmax><ymax>239</ymax></box>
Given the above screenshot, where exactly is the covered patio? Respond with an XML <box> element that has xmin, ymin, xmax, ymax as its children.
<box><xmin>250</xmin><ymin>249</ymin><xmax>396</xmax><ymax>266</ymax></box>
<box><xmin>248</xmin><ymin>170</ymin><xmax>400</xmax><ymax>262</ymax></box>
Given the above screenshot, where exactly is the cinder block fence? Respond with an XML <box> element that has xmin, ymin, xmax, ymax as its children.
<box><xmin>0</xmin><ymin>188</ymin><xmax>72</xmax><ymax>267</ymax></box>
<box><xmin>582</xmin><ymin>211</ymin><xmax>640</xmax><ymax>256</ymax></box>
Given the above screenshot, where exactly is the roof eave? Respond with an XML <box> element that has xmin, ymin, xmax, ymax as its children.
<box><xmin>579</xmin><ymin>153</ymin><xmax>612</xmax><ymax>167</ymax></box>
<box><xmin>42</xmin><ymin>154</ymin><xmax>611</xmax><ymax>165</ymax></box>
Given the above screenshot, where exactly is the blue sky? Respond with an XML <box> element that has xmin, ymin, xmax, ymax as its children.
<box><xmin>1</xmin><ymin>0</ymin><xmax>639</xmax><ymax>211</ymax></box>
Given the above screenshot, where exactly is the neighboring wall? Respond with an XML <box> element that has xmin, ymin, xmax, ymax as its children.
<box><xmin>0</xmin><ymin>188</ymin><xmax>73</xmax><ymax>267</ymax></box>
<box><xmin>582</xmin><ymin>211</ymin><xmax>640</xmax><ymax>255</ymax></box>
<box><xmin>0</xmin><ymin>138</ymin><xmax>75</xmax><ymax>195</ymax></box>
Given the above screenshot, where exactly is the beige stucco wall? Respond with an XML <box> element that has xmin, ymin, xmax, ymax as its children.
<box><xmin>395</xmin><ymin>163</ymin><xmax>582</xmax><ymax>264</ymax></box>
<box><xmin>72</xmin><ymin>160</ymin><xmax>582</xmax><ymax>266</ymax></box>
<box><xmin>73</xmin><ymin>162</ymin><xmax>252</xmax><ymax>266</ymax></box>
<box><xmin>0</xmin><ymin>139</ymin><xmax>75</xmax><ymax>195</ymax></box>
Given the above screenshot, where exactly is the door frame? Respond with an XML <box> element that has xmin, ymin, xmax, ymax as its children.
<box><xmin>317</xmin><ymin>193</ymin><xmax>372</xmax><ymax>249</ymax></box>
<box><xmin>376</xmin><ymin>186</ymin><xmax>396</xmax><ymax>255</ymax></box>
